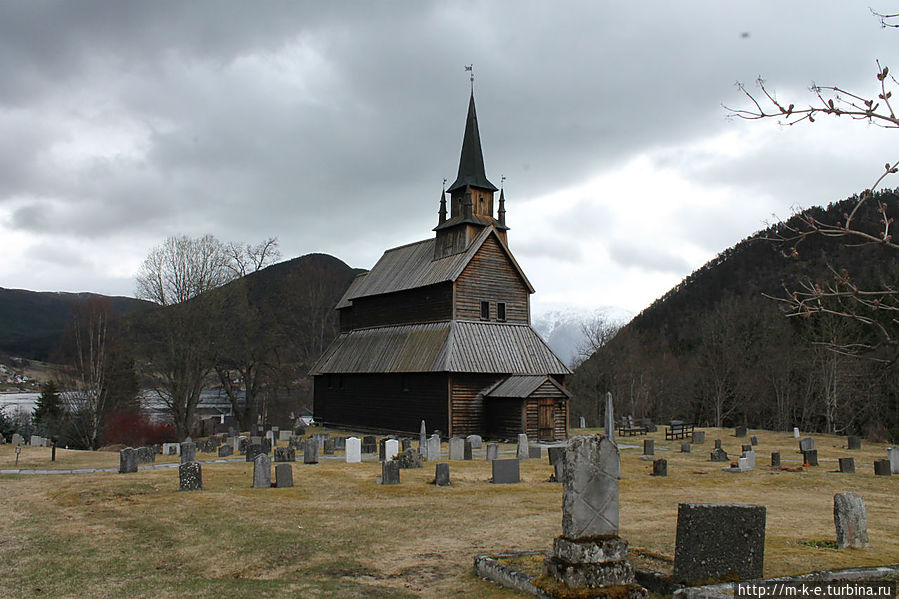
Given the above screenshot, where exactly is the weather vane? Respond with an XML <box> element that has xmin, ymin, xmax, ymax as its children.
<box><xmin>501</xmin><ymin>175</ymin><xmax>506</xmax><ymax>190</ymax></box>
<box><xmin>442</xmin><ymin>177</ymin><xmax>447</xmax><ymax>192</ymax></box>
<box><xmin>465</xmin><ymin>64</ymin><xmax>473</xmax><ymax>91</ymax></box>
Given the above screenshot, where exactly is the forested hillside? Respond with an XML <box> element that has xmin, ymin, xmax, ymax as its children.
<box><xmin>570</xmin><ymin>190</ymin><xmax>899</xmax><ymax>442</ymax></box>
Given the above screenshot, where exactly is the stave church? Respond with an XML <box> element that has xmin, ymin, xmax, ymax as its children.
<box><xmin>311</xmin><ymin>91</ymin><xmax>571</xmax><ymax>441</ymax></box>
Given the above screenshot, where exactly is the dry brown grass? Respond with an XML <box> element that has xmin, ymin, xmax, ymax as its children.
<box><xmin>0</xmin><ymin>427</ymin><xmax>896</xmax><ymax>598</ymax></box>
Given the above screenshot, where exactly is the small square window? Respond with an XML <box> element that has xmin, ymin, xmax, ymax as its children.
<box><xmin>480</xmin><ymin>301</ymin><xmax>490</xmax><ymax>320</ymax></box>
<box><xmin>497</xmin><ymin>302</ymin><xmax>506</xmax><ymax>321</ymax></box>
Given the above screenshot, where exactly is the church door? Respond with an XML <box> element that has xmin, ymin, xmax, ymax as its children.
<box><xmin>538</xmin><ymin>398</ymin><xmax>554</xmax><ymax>441</ymax></box>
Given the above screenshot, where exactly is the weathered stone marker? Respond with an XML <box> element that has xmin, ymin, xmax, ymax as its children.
<box><xmin>888</xmin><ymin>447</ymin><xmax>899</xmax><ymax>474</ymax></box>
<box><xmin>304</xmin><ymin>438</ymin><xmax>319</xmax><ymax>464</ymax></box>
<box><xmin>253</xmin><ymin>454</ymin><xmax>272</xmax><ymax>488</ymax></box>
<box><xmin>274</xmin><ymin>446</ymin><xmax>295</xmax><ymax>462</ymax></box>
<box><xmin>847</xmin><ymin>435</ymin><xmax>861</xmax><ymax>450</ymax></box>
<box><xmin>180</xmin><ymin>441</ymin><xmax>197</xmax><ymax>464</ymax></box>
<box><xmin>873</xmin><ymin>459</ymin><xmax>892</xmax><ymax>476</ymax></box>
<box><xmin>275</xmin><ymin>463</ymin><xmax>293</xmax><ymax>488</ymax></box>
<box><xmin>799</xmin><ymin>437</ymin><xmax>815</xmax><ymax>452</ymax></box>
<box><xmin>652</xmin><ymin>458</ymin><xmax>667</xmax><ymax>476</ymax></box>
<box><xmin>245</xmin><ymin>443</ymin><xmax>262</xmax><ymax>462</ymax></box>
<box><xmin>802</xmin><ymin>449</ymin><xmax>818</xmax><ymax>467</ymax></box>
<box><xmin>839</xmin><ymin>457</ymin><xmax>855</xmax><ymax>474</ymax></box>
<box><xmin>834</xmin><ymin>492</ymin><xmax>869</xmax><ymax>549</ymax></box>
<box><xmin>793</xmin><ymin>426</ymin><xmax>800</xmax><ymax>438</ymax></box>
<box><xmin>218</xmin><ymin>444</ymin><xmax>233</xmax><ymax>458</ymax></box>
<box><xmin>673</xmin><ymin>503</ymin><xmax>766</xmax><ymax>583</ymax></box>
<box><xmin>448</xmin><ymin>437</ymin><xmax>464</xmax><ymax>460</ymax></box>
<box><xmin>516</xmin><ymin>434</ymin><xmax>529</xmax><ymax>460</ymax></box>
<box><xmin>680</xmin><ymin>442</ymin><xmax>691</xmax><ymax>453</ymax></box>
<box><xmin>491</xmin><ymin>459</ymin><xmax>520</xmax><ymax>484</ymax></box>
<box><xmin>528</xmin><ymin>445</ymin><xmax>541</xmax><ymax>459</ymax></box>
<box><xmin>714</xmin><ymin>438</ymin><xmax>722</xmax><ymax>449</ymax></box>
<box><xmin>604</xmin><ymin>392</ymin><xmax>616</xmax><ymax>443</ymax></box>
<box><xmin>179</xmin><ymin>462</ymin><xmax>202</xmax><ymax>491</ymax></box>
<box><xmin>465</xmin><ymin>434</ymin><xmax>482</xmax><ymax>449</ymax></box>
<box><xmin>345</xmin><ymin>436</ymin><xmax>361</xmax><ymax>463</ymax></box>
<box><xmin>486</xmin><ymin>443</ymin><xmax>499</xmax><ymax>461</ymax></box>
<box><xmin>419</xmin><ymin>420</ymin><xmax>427</xmax><ymax>458</ymax></box>
<box><xmin>119</xmin><ymin>448</ymin><xmax>138</xmax><ymax>474</ymax></box>
<box><xmin>463</xmin><ymin>440</ymin><xmax>473</xmax><ymax>460</ymax></box>
<box><xmin>692</xmin><ymin>431</ymin><xmax>705</xmax><ymax>444</ymax></box>
<box><xmin>771</xmin><ymin>451</ymin><xmax>781</xmax><ymax>467</ymax></box>
<box><xmin>427</xmin><ymin>434</ymin><xmax>441</xmax><ymax>461</ymax></box>
<box><xmin>735</xmin><ymin>426</ymin><xmax>747</xmax><ymax>438</ymax></box>
<box><xmin>380</xmin><ymin>460</ymin><xmax>400</xmax><ymax>485</ymax></box>
<box><xmin>435</xmin><ymin>462</ymin><xmax>450</xmax><ymax>486</ymax></box>
<box><xmin>643</xmin><ymin>439</ymin><xmax>654</xmax><ymax>456</ymax></box>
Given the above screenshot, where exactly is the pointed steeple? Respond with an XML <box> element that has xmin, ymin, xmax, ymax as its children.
<box><xmin>447</xmin><ymin>92</ymin><xmax>498</xmax><ymax>194</ymax></box>
<box><xmin>498</xmin><ymin>188</ymin><xmax>506</xmax><ymax>227</ymax></box>
<box><xmin>438</xmin><ymin>186</ymin><xmax>447</xmax><ymax>224</ymax></box>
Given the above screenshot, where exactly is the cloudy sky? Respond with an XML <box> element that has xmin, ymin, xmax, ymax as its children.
<box><xmin>0</xmin><ymin>2</ymin><xmax>896</xmax><ymax>318</ymax></box>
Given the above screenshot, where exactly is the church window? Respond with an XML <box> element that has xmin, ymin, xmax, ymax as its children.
<box><xmin>497</xmin><ymin>302</ymin><xmax>506</xmax><ymax>321</ymax></box>
<box><xmin>480</xmin><ymin>301</ymin><xmax>490</xmax><ymax>320</ymax></box>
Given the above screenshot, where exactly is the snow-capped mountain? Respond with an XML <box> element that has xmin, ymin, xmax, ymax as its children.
<box><xmin>531</xmin><ymin>302</ymin><xmax>634</xmax><ymax>368</ymax></box>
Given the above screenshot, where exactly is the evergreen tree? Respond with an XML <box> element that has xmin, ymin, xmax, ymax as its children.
<box><xmin>33</xmin><ymin>380</ymin><xmax>63</xmax><ymax>436</ymax></box>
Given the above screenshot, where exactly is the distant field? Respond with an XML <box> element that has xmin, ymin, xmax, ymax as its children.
<box><xmin>0</xmin><ymin>428</ymin><xmax>896</xmax><ymax>598</ymax></box>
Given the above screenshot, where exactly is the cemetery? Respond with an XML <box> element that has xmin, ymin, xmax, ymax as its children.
<box><xmin>0</xmin><ymin>425</ymin><xmax>897</xmax><ymax>597</ymax></box>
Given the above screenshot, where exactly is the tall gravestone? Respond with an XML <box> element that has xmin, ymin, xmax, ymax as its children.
<box><xmin>119</xmin><ymin>448</ymin><xmax>138</xmax><ymax>474</ymax></box>
<box><xmin>642</xmin><ymin>439</ymin><xmax>654</xmax><ymax>457</ymax></box>
<box><xmin>673</xmin><ymin>503</ymin><xmax>766</xmax><ymax>583</ymax></box>
<box><xmin>517</xmin><ymin>434</ymin><xmax>529</xmax><ymax>460</ymax></box>
<box><xmin>385</xmin><ymin>439</ymin><xmax>399</xmax><ymax>461</ymax></box>
<box><xmin>304</xmin><ymin>437</ymin><xmax>319</xmax><ymax>464</ymax></box>
<box><xmin>380</xmin><ymin>460</ymin><xmax>400</xmax><ymax>485</ymax></box>
<box><xmin>448</xmin><ymin>437</ymin><xmax>464</xmax><ymax>460</ymax></box>
<box><xmin>486</xmin><ymin>443</ymin><xmax>499</xmax><ymax>461</ymax></box>
<box><xmin>427</xmin><ymin>434</ymin><xmax>441</xmax><ymax>461</ymax></box>
<box><xmin>714</xmin><ymin>439</ymin><xmax>722</xmax><ymax>449</ymax></box>
<box><xmin>275</xmin><ymin>463</ymin><xmax>293</xmax><ymax>488</ymax></box>
<box><xmin>833</xmin><ymin>492</ymin><xmax>869</xmax><ymax>549</ymax></box>
<box><xmin>253</xmin><ymin>454</ymin><xmax>272</xmax><ymax>488</ymax></box>
<box><xmin>579</xmin><ymin>416</ymin><xmax>586</xmax><ymax>428</ymax></box>
<box><xmin>180</xmin><ymin>442</ymin><xmax>197</xmax><ymax>464</ymax></box>
<box><xmin>464</xmin><ymin>440</ymin><xmax>473</xmax><ymax>460</ymax></box>
<box><xmin>435</xmin><ymin>462</ymin><xmax>450</xmax><ymax>486</ymax></box>
<box><xmin>179</xmin><ymin>462</ymin><xmax>202</xmax><ymax>491</ymax></box>
<box><xmin>419</xmin><ymin>420</ymin><xmax>427</xmax><ymax>458</ymax></box>
<box><xmin>802</xmin><ymin>449</ymin><xmax>818</xmax><ymax>467</ymax></box>
<box><xmin>345</xmin><ymin>436</ymin><xmax>361</xmax><ymax>463</ymax></box>
<box><xmin>549</xmin><ymin>446</ymin><xmax>566</xmax><ymax>482</ymax></box>
<box><xmin>543</xmin><ymin>436</ymin><xmax>646</xmax><ymax>597</ymax></box>
<box><xmin>604</xmin><ymin>392</ymin><xmax>616</xmax><ymax>443</ymax></box>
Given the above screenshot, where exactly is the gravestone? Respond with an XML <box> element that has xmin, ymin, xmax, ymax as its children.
<box><xmin>427</xmin><ymin>434</ymin><xmax>441</xmax><ymax>461</ymax></box>
<box><xmin>873</xmin><ymin>459</ymin><xmax>891</xmax><ymax>476</ymax></box>
<box><xmin>119</xmin><ymin>448</ymin><xmax>138</xmax><ymax>473</ymax></box>
<box><xmin>275</xmin><ymin>463</ymin><xmax>293</xmax><ymax>488</ymax></box>
<box><xmin>771</xmin><ymin>451</ymin><xmax>781</xmax><ymax>467</ymax></box>
<box><xmin>839</xmin><ymin>457</ymin><xmax>855</xmax><ymax>473</ymax></box>
<box><xmin>400</xmin><ymin>438</ymin><xmax>411</xmax><ymax>452</ymax></box>
<box><xmin>218</xmin><ymin>444</ymin><xmax>233</xmax><ymax>458</ymax></box>
<box><xmin>793</xmin><ymin>426</ymin><xmax>800</xmax><ymax>438</ymax></box>
<box><xmin>304</xmin><ymin>438</ymin><xmax>319</xmax><ymax>464</ymax></box>
<box><xmin>652</xmin><ymin>458</ymin><xmax>667</xmax><ymax>476</ymax></box>
<box><xmin>362</xmin><ymin>436</ymin><xmax>377</xmax><ymax>454</ymax></box>
<box><xmin>579</xmin><ymin>416</ymin><xmax>586</xmax><ymax>428</ymax></box>
<box><xmin>847</xmin><ymin>436</ymin><xmax>861</xmax><ymax>450</ymax></box>
<box><xmin>528</xmin><ymin>446</ymin><xmax>541</xmax><ymax>459</ymax></box>
<box><xmin>834</xmin><ymin>492</ymin><xmax>869</xmax><ymax>549</ymax></box>
<box><xmin>279</xmin><ymin>430</ymin><xmax>292</xmax><ymax>442</ymax></box>
<box><xmin>179</xmin><ymin>462</ymin><xmax>202</xmax><ymax>491</ymax></box>
<box><xmin>802</xmin><ymin>449</ymin><xmax>818</xmax><ymax>467</ymax></box>
<box><xmin>692</xmin><ymin>431</ymin><xmax>705</xmax><ymax>444</ymax></box>
<box><xmin>380</xmin><ymin>460</ymin><xmax>400</xmax><ymax>485</ymax></box>
<box><xmin>466</xmin><ymin>434</ymin><xmax>482</xmax><ymax>449</ymax></box>
<box><xmin>419</xmin><ymin>420</ymin><xmax>427</xmax><ymax>457</ymax></box>
<box><xmin>750</xmin><ymin>435</ymin><xmax>758</xmax><ymax>446</ymax></box>
<box><xmin>163</xmin><ymin>442</ymin><xmax>180</xmax><ymax>456</ymax></box>
<box><xmin>245</xmin><ymin>443</ymin><xmax>263</xmax><ymax>462</ymax></box>
<box><xmin>180</xmin><ymin>442</ymin><xmax>197</xmax><ymax>464</ymax></box>
<box><xmin>239</xmin><ymin>437</ymin><xmax>249</xmax><ymax>454</ymax></box>
<box><xmin>253</xmin><ymin>454</ymin><xmax>272</xmax><ymax>488</ymax></box>
<box><xmin>604</xmin><ymin>392</ymin><xmax>616</xmax><ymax>443</ymax></box>
<box><xmin>486</xmin><ymin>443</ymin><xmax>499</xmax><ymax>461</ymax></box>
<box><xmin>385</xmin><ymin>439</ymin><xmax>399</xmax><ymax>461</ymax></box>
<box><xmin>742</xmin><ymin>444</ymin><xmax>753</xmax><ymax>454</ymax></box>
<box><xmin>548</xmin><ymin>446</ymin><xmax>565</xmax><ymax>465</ymax></box>
<box><xmin>30</xmin><ymin>435</ymin><xmax>44</xmax><ymax>447</ymax></box>
<box><xmin>643</xmin><ymin>439</ymin><xmax>654</xmax><ymax>456</ymax></box>
<box><xmin>491</xmin><ymin>459</ymin><xmax>520</xmax><ymax>484</ymax></box>
<box><xmin>448</xmin><ymin>437</ymin><xmax>464</xmax><ymax>460</ymax></box>
<box><xmin>394</xmin><ymin>448</ymin><xmax>423</xmax><ymax>469</ymax></box>
<box><xmin>345</xmin><ymin>437</ymin><xmax>361</xmax><ymax>463</ymax></box>
<box><xmin>11</xmin><ymin>433</ymin><xmax>24</xmax><ymax>446</ymax></box>
<box><xmin>323</xmin><ymin>438</ymin><xmax>335</xmax><ymax>455</ymax></box>
<box><xmin>735</xmin><ymin>426</ymin><xmax>747</xmax><ymax>438</ymax></box>
<box><xmin>516</xmin><ymin>434</ymin><xmax>529</xmax><ymax>459</ymax></box>
<box><xmin>714</xmin><ymin>439</ymin><xmax>722</xmax><ymax>449</ymax></box>
<box><xmin>136</xmin><ymin>446</ymin><xmax>156</xmax><ymax>464</ymax></box>
<box><xmin>464</xmin><ymin>440</ymin><xmax>473</xmax><ymax>460</ymax></box>
<box><xmin>674</xmin><ymin>504</ymin><xmax>766</xmax><ymax>583</ymax></box>
<box><xmin>888</xmin><ymin>447</ymin><xmax>899</xmax><ymax>473</ymax></box>
<box><xmin>710</xmin><ymin>448</ymin><xmax>728</xmax><ymax>462</ymax></box>
<box><xmin>680</xmin><ymin>442</ymin><xmax>691</xmax><ymax>453</ymax></box>
<box><xmin>741</xmin><ymin>450</ymin><xmax>756</xmax><ymax>470</ymax></box>
<box><xmin>799</xmin><ymin>437</ymin><xmax>815</xmax><ymax>452</ymax></box>
<box><xmin>435</xmin><ymin>462</ymin><xmax>450</xmax><ymax>486</ymax></box>
<box><xmin>274</xmin><ymin>447</ymin><xmax>295</xmax><ymax>462</ymax></box>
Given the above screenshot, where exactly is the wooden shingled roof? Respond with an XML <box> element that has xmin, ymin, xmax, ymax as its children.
<box><xmin>335</xmin><ymin>226</ymin><xmax>532</xmax><ymax>309</ymax></box>
<box><xmin>483</xmin><ymin>375</ymin><xmax>572</xmax><ymax>399</ymax></box>
<box><xmin>310</xmin><ymin>321</ymin><xmax>571</xmax><ymax>375</ymax></box>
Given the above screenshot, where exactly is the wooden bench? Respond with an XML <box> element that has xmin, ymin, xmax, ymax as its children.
<box><xmin>665</xmin><ymin>421</ymin><xmax>694</xmax><ymax>440</ymax></box>
<box><xmin>616</xmin><ymin>425</ymin><xmax>647</xmax><ymax>437</ymax></box>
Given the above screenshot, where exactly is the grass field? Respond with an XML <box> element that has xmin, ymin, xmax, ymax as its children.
<box><xmin>0</xmin><ymin>427</ymin><xmax>896</xmax><ymax>598</ymax></box>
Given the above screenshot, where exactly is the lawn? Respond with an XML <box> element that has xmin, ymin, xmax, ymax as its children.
<box><xmin>0</xmin><ymin>427</ymin><xmax>896</xmax><ymax>598</ymax></box>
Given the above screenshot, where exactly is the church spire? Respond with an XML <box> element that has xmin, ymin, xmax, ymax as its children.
<box><xmin>446</xmin><ymin>92</ymin><xmax>498</xmax><ymax>194</ymax></box>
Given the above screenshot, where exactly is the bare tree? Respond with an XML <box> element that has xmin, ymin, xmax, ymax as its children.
<box><xmin>575</xmin><ymin>314</ymin><xmax>622</xmax><ymax>366</ymax></box>
<box><xmin>226</xmin><ymin>237</ymin><xmax>281</xmax><ymax>277</ymax></box>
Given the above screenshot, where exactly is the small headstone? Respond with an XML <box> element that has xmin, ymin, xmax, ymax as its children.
<box><xmin>448</xmin><ymin>437</ymin><xmax>464</xmax><ymax>460</ymax></box>
<box><xmin>516</xmin><ymin>434</ymin><xmax>529</xmax><ymax>459</ymax></box>
<box><xmin>833</xmin><ymin>492</ymin><xmax>869</xmax><ymax>549</ymax></box>
<box><xmin>245</xmin><ymin>443</ymin><xmax>262</xmax><ymax>462</ymax></box>
<box><xmin>691</xmin><ymin>431</ymin><xmax>705</xmax><ymax>444</ymax></box>
<box><xmin>742</xmin><ymin>444</ymin><xmax>753</xmax><ymax>454</ymax></box>
<box><xmin>275</xmin><ymin>463</ymin><xmax>293</xmax><ymax>488</ymax></box>
<box><xmin>771</xmin><ymin>451</ymin><xmax>781</xmax><ymax>467</ymax></box>
<box><xmin>345</xmin><ymin>436</ymin><xmax>361</xmax><ymax>463</ymax></box>
<box><xmin>380</xmin><ymin>460</ymin><xmax>400</xmax><ymax>485</ymax></box>
<box><xmin>799</xmin><ymin>437</ymin><xmax>815</xmax><ymax>452</ymax></box>
<box><xmin>465</xmin><ymin>434</ymin><xmax>482</xmax><ymax>449</ymax></box>
<box><xmin>136</xmin><ymin>446</ymin><xmax>156</xmax><ymax>464</ymax></box>
<box><xmin>486</xmin><ymin>443</ymin><xmax>499</xmax><ymax>461</ymax></box>
<box><xmin>888</xmin><ymin>447</ymin><xmax>899</xmax><ymax>473</ymax></box>
<box><xmin>528</xmin><ymin>445</ymin><xmax>541</xmax><ymax>459</ymax></box>
<box><xmin>802</xmin><ymin>449</ymin><xmax>818</xmax><ymax>467</ymax></box>
<box><xmin>323</xmin><ymin>438</ymin><xmax>335</xmax><ymax>455</ymax></box>
<box><xmin>119</xmin><ymin>448</ymin><xmax>138</xmax><ymax>473</ymax></box>
<box><xmin>218</xmin><ymin>444</ymin><xmax>233</xmax><ymax>458</ymax></box>
<box><xmin>253</xmin><ymin>454</ymin><xmax>272</xmax><ymax>488</ymax></box>
<box><xmin>394</xmin><ymin>448</ymin><xmax>423</xmax><ymax>468</ymax></box>
<box><xmin>710</xmin><ymin>448</ymin><xmax>728</xmax><ymax>462</ymax></box>
<box><xmin>714</xmin><ymin>438</ymin><xmax>722</xmax><ymax>449</ymax></box>
<box><xmin>434</xmin><ymin>462</ymin><xmax>450</xmax><ymax>486</ymax></box>
<box><xmin>652</xmin><ymin>458</ymin><xmax>667</xmax><ymax>476</ymax></box>
<box><xmin>839</xmin><ymin>457</ymin><xmax>855</xmax><ymax>473</ymax></box>
<box><xmin>427</xmin><ymin>434</ymin><xmax>441</xmax><ymax>461</ymax></box>
<box><xmin>274</xmin><ymin>446</ymin><xmax>295</xmax><ymax>462</ymax></box>
<box><xmin>579</xmin><ymin>416</ymin><xmax>586</xmax><ymax>428</ymax></box>
<box><xmin>463</xmin><ymin>440</ymin><xmax>473</xmax><ymax>460</ymax></box>
<box><xmin>735</xmin><ymin>426</ymin><xmax>747</xmax><ymax>438</ymax></box>
<box><xmin>180</xmin><ymin>442</ymin><xmax>197</xmax><ymax>464</ymax></box>
<box><xmin>385</xmin><ymin>439</ymin><xmax>399</xmax><ymax>461</ymax></box>
<box><xmin>750</xmin><ymin>435</ymin><xmax>758</xmax><ymax>446</ymax></box>
<box><xmin>491</xmin><ymin>459</ymin><xmax>520</xmax><ymax>484</ymax></box>
<box><xmin>680</xmin><ymin>442</ymin><xmax>691</xmax><ymax>453</ymax></box>
<box><xmin>873</xmin><ymin>459</ymin><xmax>892</xmax><ymax>476</ymax></box>
<box><xmin>179</xmin><ymin>462</ymin><xmax>202</xmax><ymax>491</ymax></box>
<box><xmin>304</xmin><ymin>438</ymin><xmax>319</xmax><ymax>464</ymax></box>
<box><xmin>11</xmin><ymin>433</ymin><xmax>24</xmax><ymax>446</ymax></box>
<box><xmin>643</xmin><ymin>439</ymin><xmax>654</xmax><ymax>456</ymax></box>
<box><xmin>673</xmin><ymin>504</ymin><xmax>765</xmax><ymax>583</ymax></box>
<box><xmin>793</xmin><ymin>427</ymin><xmax>800</xmax><ymax>438</ymax></box>
<box><xmin>847</xmin><ymin>436</ymin><xmax>861</xmax><ymax>450</ymax></box>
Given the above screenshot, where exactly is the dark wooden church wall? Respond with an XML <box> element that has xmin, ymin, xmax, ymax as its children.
<box><xmin>313</xmin><ymin>373</ymin><xmax>448</xmax><ymax>433</ymax></box>
<box><xmin>523</xmin><ymin>379</ymin><xmax>570</xmax><ymax>441</ymax></box>
<box><xmin>485</xmin><ymin>397</ymin><xmax>524</xmax><ymax>439</ymax></box>
<box><xmin>454</xmin><ymin>236</ymin><xmax>529</xmax><ymax>323</ymax></box>
<box><xmin>339</xmin><ymin>283</ymin><xmax>452</xmax><ymax>331</ymax></box>
<box><xmin>449</xmin><ymin>373</ymin><xmax>503</xmax><ymax>436</ymax></box>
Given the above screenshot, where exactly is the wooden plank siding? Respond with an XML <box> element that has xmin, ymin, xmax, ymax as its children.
<box><xmin>339</xmin><ymin>283</ymin><xmax>452</xmax><ymax>331</ymax></box>
<box><xmin>454</xmin><ymin>235</ymin><xmax>529</xmax><ymax>323</ymax></box>
<box><xmin>523</xmin><ymin>379</ymin><xmax>569</xmax><ymax>441</ymax></box>
<box><xmin>485</xmin><ymin>398</ymin><xmax>525</xmax><ymax>439</ymax></box>
<box><xmin>313</xmin><ymin>373</ymin><xmax>448</xmax><ymax>434</ymax></box>
<box><xmin>449</xmin><ymin>374</ymin><xmax>503</xmax><ymax>436</ymax></box>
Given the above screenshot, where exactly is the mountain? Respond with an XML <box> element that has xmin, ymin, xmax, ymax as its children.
<box><xmin>532</xmin><ymin>303</ymin><xmax>633</xmax><ymax>367</ymax></box>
